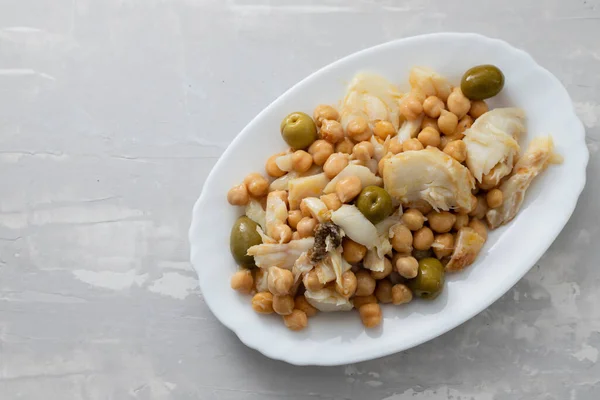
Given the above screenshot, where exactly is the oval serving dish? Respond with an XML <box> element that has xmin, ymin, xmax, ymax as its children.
<box><xmin>189</xmin><ymin>33</ymin><xmax>588</xmax><ymax>366</ymax></box>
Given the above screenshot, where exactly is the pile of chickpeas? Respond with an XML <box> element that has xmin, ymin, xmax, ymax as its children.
<box><xmin>227</xmin><ymin>78</ymin><xmax>507</xmax><ymax>331</ymax></box>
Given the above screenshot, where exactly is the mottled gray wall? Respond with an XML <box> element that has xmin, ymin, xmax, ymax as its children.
<box><xmin>0</xmin><ymin>0</ymin><xmax>598</xmax><ymax>399</ymax></box>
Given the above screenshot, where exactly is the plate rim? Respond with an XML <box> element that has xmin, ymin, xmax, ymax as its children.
<box><xmin>189</xmin><ymin>32</ymin><xmax>589</xmax><ymax>366</ymax></box>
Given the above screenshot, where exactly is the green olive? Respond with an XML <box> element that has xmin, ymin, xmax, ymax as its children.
<box><xmin>407</xmin><ymin>258</ymin><xmax>445</xmax><ymax>300</ymax></box>
<box><xmin>280</xmin><ymin>112</ymin><xmax>318</xmax><ymax>150</ymax></box>
<box><xmin>355</xmin><ymin>186</ymin><xmax>393</xmax><ymax>224</ymax></box>
<box><xmin>461</xmin><ymin>65</ymin><xmax>505</xmax><ymax>100</ymax></box>
<box><xmin>230</xmin><ymin>216</ymin><xmax>262</xmax><ymax>268</ymax></box>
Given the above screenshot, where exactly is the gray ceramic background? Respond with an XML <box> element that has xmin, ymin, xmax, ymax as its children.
<box><xmin>0</xmin><ymin>0</ymin><xmax>598</xmax><ymax>399</ymax></box>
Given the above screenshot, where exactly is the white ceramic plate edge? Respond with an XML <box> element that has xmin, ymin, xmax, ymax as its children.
<box><xmin>189</xmin><ymin>32</ymin><xmax>588</xmax><ymax>366</ymax></box>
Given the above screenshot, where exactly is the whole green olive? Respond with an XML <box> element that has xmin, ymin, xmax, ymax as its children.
<box><xmin>280</xmin><ymin>112</ymin><xmax>318</xmax><ymax>150</ymax></box>
<box><xmin>355</xmin><ymin>186</ymin><xmax>393</xmax><ymax>224</ymax></box>
<box><xmin>407</xmin><ymin>257</ymin><xmax>445</xmax><ymax>300</ymax></box>
<box><xmin>460</xmin><ymin>65</ymin><xmax>505</xmax><ymax>100</ymax></box>
<box><xmin>230</xmin><ymin>216</ymin><xmax>262</xmax><ymax>268</ymax></box>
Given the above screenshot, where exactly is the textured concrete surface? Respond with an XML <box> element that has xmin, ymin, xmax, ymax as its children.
<box><xmin>0</xmin><ymin>0</ymin><xmax>599</xmax><ymax>399</ymax></box>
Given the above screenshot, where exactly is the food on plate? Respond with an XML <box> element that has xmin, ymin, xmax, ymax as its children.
<box><xmin>355</xmin><ymin>186</ymin><xmax>393</xmax><ymax>224</ymax></box>
<box><xmin>445</xmin><ymin>227</ymin><xmax>486</xmax><ymax>272</ymax></box>
<box><xmin>225</xmin><ymin>65</ymin><xmax>561</xmax><ymax>331</ymax></box>
<box><xmin>383</xmin><ymin>147</ymin><xmax>475</xmax><ymax>211</ymax></box>
<box><xmin>280</xmin><ymin>112</ymin><xmax>318</xmax><ymax>150</ymax></box>
<box><xmin>461</xmin><ymin>64</ymin><xmax>505</xmax><ymax>100</ymax></box>
<box><xmin>407</xmin><ymin>258</ymin><xmax>445</xmax><ymax>299</ymax></box>
<box><xmin>486</xmin><ymin>136</ymin><xmax>561</xmax><ymax>229</ymax></box>
<box><xmin>358</xmin><ymin>303</ymin><xmax>383</xmax><ymax>328</ymax></box>
<box><xmin>463</xmin><ymin>108</ymin><xmax>526</xmax><ymax>187</ymax></box>
<box><xmin>230</xmin><ymin>216</ymin><xmax>263</xmax><ymax>267</ymax></box>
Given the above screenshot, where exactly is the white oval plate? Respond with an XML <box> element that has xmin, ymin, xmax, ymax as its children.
<box><xmin>189</xmin><ymin>33</ymin><xmax>588</xmax><ymax>366</ymax></box>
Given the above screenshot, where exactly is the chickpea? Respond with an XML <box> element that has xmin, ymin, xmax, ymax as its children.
<box><xmin>399</xmin><ymin>95</ymin><xmax>423</xmax><ymax>121</ymax></box>
<box><xmin>291</xmin><ymin>150</ymin><xmax>313</xmax><ymax>173</ymax></box>
<box><xmin>391</xmin><ymin>284</ymin><xmax>413</xmax><ymax>305</ymax></box>
<box><xmin>227</xmin><ymin>184</ymin><xmax>249</xmax><ymax>206</ymax></box>
<box><xmin>486</xmin><ymin>189</ymin><xmax>504</xmax><ymax>209</ymax></box>
<box><xmin>291</xmin><ymin>231</ymin><xmax>301</xmax><ymax>240</ymax></box>
<box><xmin>346</xmin><ymin>116</ymin><xmax>371</xmax><ymax>142</ymax></box>
<box><xmin>336</xmin><ymin>271</ymin><xmax>358</xmax><ymax>298</ymax></box>
<box><xmin>432</xmin><ymin>233</ymin><xmax>454</xmax><ymax>258</ymax></box>
<box><xmin>469</xmin><ymin>100</ymin><xmax>489</xmax><ymax>119</ymax></box>
<box><xmin>388</xmin><ymin>139</ymin><xmax>403</xmax><ymax>154</ymax></box>
<box><xmin>427</xmin><ymin>211</ymin><xmax>456</xmax><ymax>233</ymax></box>
<box><xmin>335</xmin><ymin>175</ymin><xmax>362</xmax><ymax>203</ymax></box>
<box><xmin>443</xmin><ymin>139</ymin><xmax>467</xmax><ymax>163</ymax></box>
<box><xmin>353</xmin><ymin>295</ymin><xmax>378</xmax><ymax>309</ymax></box>
<box><xmin>359</xmin><ymin>303</ymin><xmax>382</xmax><ymax>328</ymax></box>
<box><xmin>313</xmin><ymin>104</ymin><xmax>339</xmax><ymax>127</ymax></box>
<box><xmin>375</xmin><ymin>280</ymin><xmax>393</xmax><ymax>303</ymax></box>
<box><xmin>244</xmin><ymin>173</ymin><xmax>269</xmax><ymax>197</ymax></box>
<box><xmin>287</xmin><ymin>210</ymin><xmax>303</xmax><ymax>230</ymax></box>
<box><xmin>402</xmin><ymin>209</ymin><xmax>425</xmax><ymax>231</ymax></box>
<box><xmin>374</xmin><ymin>120</ymin><xmax>396</xmax><ymax>140</ymax></box>
<box><xmin>273</xmin><ymin>294</ymin><xmax>294</xmax><ymax>315</ymax></box>
<box><xmin>447</xmin><ymin>87</ymin><xmax>471</xmax><ymax>119</ymax></box>
<box><xmin>391</xmin><ymin>224</ymin><xmax>413</xmax><ymax>253</ymax></box>
<box><xmin>267</xmin><ymin>266</ymin><xmax>294</xmax><ymax>296</ymax></box>
<box><xmin>303</xmin><ymin>269</ymin><xmax>323</xmax><ymax>291</ymax></box>
<box><xmin>342</xmin><ymin>238</ymin><xmax>367</xmax><ymax>263</ymax></box>
<box><xmin>403</xmin><ymin>138</ymin><xmax>424</xmax><ymax>151</ymax></box>
<box><xmin>412</xmin><ymin>201</ymin><xmax>433</xmax><ymax>215</ymax></box>
<box><xmin>265</xmin><ymin>154</ymin><xmax>286</xmax><ymax>178</ymax></box>
<box><xmin>252</xmin><ymin>292</ymin><xmax>274</xmax><ymax>314</ymax></box>
<box><xmin>308</xmin><ymin>140</ymin><xmax>334</xmax><ymax>166</ymax></box>
<box><xmin>230</xmin><ymin>269</ymin><xmax>254</xmax><ymax>294</ymax></box>
<box><xmin>440</xmin><ymin>134</ymin><xmax>461</xmax><ymax>151</ymax></box>
<box><xmin>272</xmin><ymin>224</ymin><xmax>292</xmax><ymax>243</ymax></box>
<box><xmin>320</xmin><ymin>193</ymin><xmax>342</xmax><ymax>211</ymax></box>
<box><xmin>335</xmin><ymin>137</ymin><xmax>355</xmax><ymax>154</ymax></box>
<box><xmin>295</xmin><ymin>295</ymin><xmax>318</xmax><ymax>317</ymax></box>
<box><xmin>355</xmin><ymin>270</ymin><xmax>376</xmax><ymax>296</ymax></box>
<box><xmin>469</xmin><ymin>218</ymin><xmax>488</xmax><ymax>241</ymax></box>
<box><xmin>297</xmin><ymin>217</ymin><xmax>317</xmax><ymax>238</ymax></box>
<box><xmin>370</xmin><ymin>257</ymin><xmax>393</xmax><ymax>280</ymax></box>
<box><xmin>455</xmin><ymin>115</ymin><xmax>474</xmax><ymax>136</ymax></box>
<box><xmin>453</xmin><ymin>213</ymin><xmax>469</xmax><ymax>230</ymax></box>
<box><xmin>323</xmin><ymin>153</ymin><xmax>348</xmax><ymax>179</ymax></box>
<box><xmin>413</xmin><ymin>226</ymin><xmax>434</xmax><ymax>250</ymax></box>
<box><xmin>283</xmin><ymin>309</ymin><xmax>308</xmax><ymax>331</ymax></box>
<box><xmin>417</xmin><ymin>127</ymin><xmax>441</xmax><ymax>148</ymax></box>
<box><xmin>479</xmin><ymin>171</ymin><xmax>499</xmax><ymax>190</ymax></box>
<box><xmin>421</xmin><ymin>116</ymin><xmax>439</xmax><ymax>131</ymax></box>
<box><xmin>469</xmin><ymin>195</ymin><xmax>488</xmax><ymax>219</ymax></box>
<box><xmin>395</xmin><ymin>256</ymin><xmax>418</xmax><ymax>279</ymax></box>
<box><xmin>352</xmin><ymin>141</ymin><xmax>375</xmax><ymax>163</ymax></box>
<box><xmin>320</xmin><ymin>119</ymin><xmax>344</xmax><ymax>144</ymax></box>
<box><xmin>438</xmin><ymin>110</ymin><xmax>459</xmax><ymax>136</ymax></box>
<box><xmin>423</xmin><ymin>96</ymin><xmax>445</xmax><ymax>118</ymax></box>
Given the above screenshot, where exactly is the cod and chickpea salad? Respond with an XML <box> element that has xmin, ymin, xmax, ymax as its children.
<box><xmin>226</xmin><ymin>65</ymin><xmax>561</xmax><ymax>331</ymax></box>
